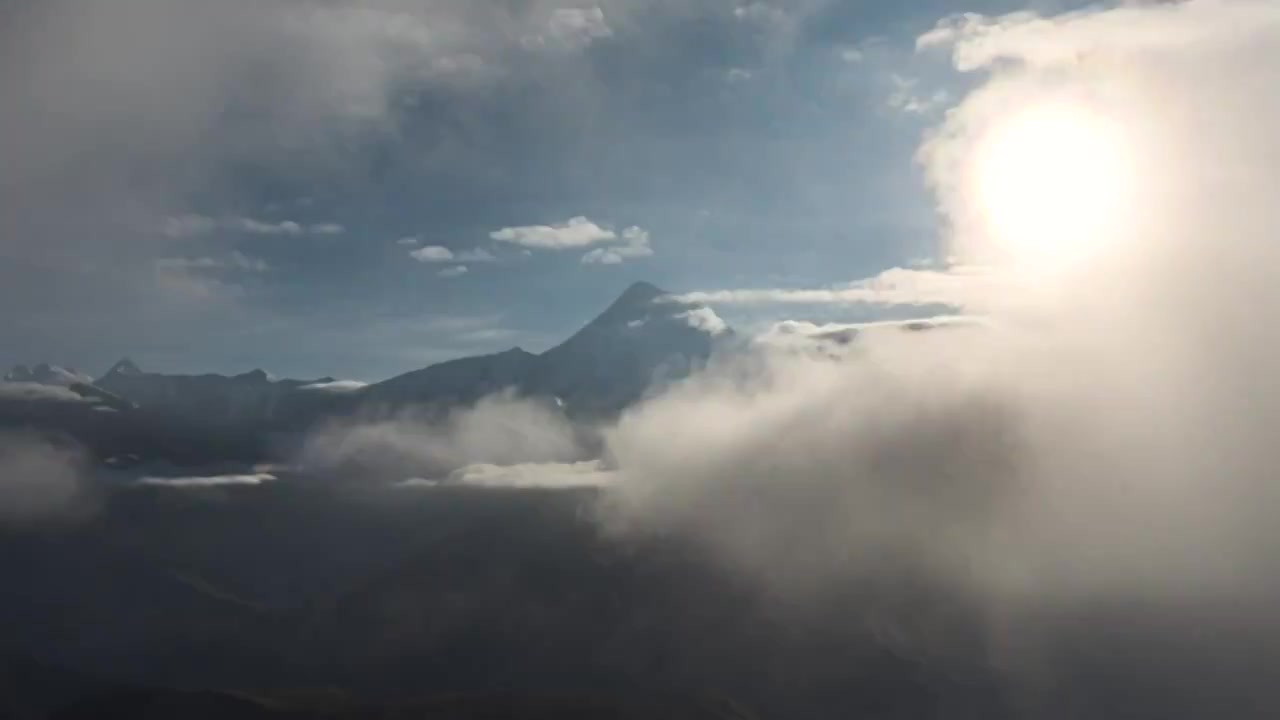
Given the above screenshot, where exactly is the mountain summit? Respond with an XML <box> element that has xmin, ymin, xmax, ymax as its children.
<box><xmin>365</xmin><ymin>282</ymin><xmax>732</xmax><ymax>417</ymax></box>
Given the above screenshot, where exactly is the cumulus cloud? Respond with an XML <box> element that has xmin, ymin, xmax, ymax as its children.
<box><xmin>678</xmin><ymin>306</ymin><xmax>730</xmax><ymax>336</ymax></box>
<box><xmin>409</xmin><ymin>245</ymin><xmax>455</xmax><ymax>262</ymax></box>
<box><xmin>595</xmin><ymin>2</ymin><xmax>1280</xmax><ymax>709</ymax></box>
<box><xmin>438</xmin><ymin>265</ymin><xmax>468</xmax><ymax>278</ymax></box>
<box><xmin>491</xmin><ymin>216</ymin><xmax>617</xmax><ymax>249</ymax></box>
<box><xmin>580</xmin><ymin>226</ymin><xmax>654</xmax><ymax>265</ymax></box>
<box><xmin>0</xmin><ymin>433</ymin><xmax>94</xmax><ymax>528</ymax></box>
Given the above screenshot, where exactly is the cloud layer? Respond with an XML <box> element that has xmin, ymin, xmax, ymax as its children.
<box><xmin>592</xmin><ymin>1</ymin><xmax>1280</xmax><ymax>709</ymax></box>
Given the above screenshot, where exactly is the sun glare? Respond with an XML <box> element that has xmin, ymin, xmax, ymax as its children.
<box><xmin>973</xmin><ymin>102</ymin><xmax>1133</xmax><ymax>273</ymax></box>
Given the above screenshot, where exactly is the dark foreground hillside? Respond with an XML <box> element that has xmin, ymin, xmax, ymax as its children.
<box><xmin>4</xmin><ymin>479</ymin><xmax>1279</xmax><ymax>719</ymax></box>
<box><xmin>0</xmin><ymin>480</ymin><xmax>1008</xmax><ymax>720</ymax></box>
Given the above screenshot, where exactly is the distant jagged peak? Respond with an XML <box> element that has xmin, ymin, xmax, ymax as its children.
<box><xmin>105</xmin><ymin>357</ymin><xmax>144</xmax><ymax>377</ymax></box>
<box><xmin>613</xmin><ymin>280</ymin><xmax>667</xmax><ymax>307</ymax></box>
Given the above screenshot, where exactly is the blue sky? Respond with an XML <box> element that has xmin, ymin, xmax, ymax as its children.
<box><xmin>1</xmin><ymin>0</ymin><xmax>1092</xmax><ymax>381</ymax></box>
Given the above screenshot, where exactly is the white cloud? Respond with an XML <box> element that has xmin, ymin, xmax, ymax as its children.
<box><xmin>403</xmin><ymin>459</ymin><xmax>615</xmax><ymax>489</ymax></box>
<box><xmin>163</xmin><ymin>215</ymin><xmax>343</xmax><ymax>238</ymax></box>
<box><xmin>0</xmin><ymin>383</ymin><xmax>92</xmax><ymax>404</ymax></box>
<box><xmin>155</xmin><ymin>251</ymin><xmax>269</xmax><ymax>273</ymax></box>
<box><xmin>839</xmin><ymin>47</ymin><xmax>864</xmax><ymax>63</ymax></box>
<box><xmin>491</xmin><ymin>216</ymin><xmax>617</xmax><ymax>249</ymax></box>
<box><xmin>580</xmin><ymin>226</ymin><xmax>654</xmax><ymax>265</ymax></box>
<box><xmin>529</xmin><ymin>7</ymin><xmax>613</xmax><ymax>50</ymax></box>
<box><xmin>593</xmin><ymin>6</ymin><xmax>1280</xmax><ymax>698</ymax></box>
<box><xmin>676</xmin><ymin>267</ymin><xmax>985</xmax><ymax>308</ymax></box>
<box><xmin>734</xmin><ymin>3</ymin><xmax>787</xmax><ymax>26</ymax></box>
<box><xmin>409</xmin><ymin>245</ymin><xmax>455</xmax><ymax>262</ymax></box>
<box><xmin>457</xmin><ymin>247</ymin><xmax>497</xmax><ymax>262</ymax></box>
<box><xmin>138</xmin><ymin>473</ymin><xmax>277</xmax><ymax>487</ymax></box>
<box><xmin>298</xmin><ymin>379</ymin><xmax>368</xmax><ymax>393</ymax></box>
<box><xmin>438</xmin><ymin>265</ymin><xmax>468</xmax><ymax>278</ymax></box>
<box><xmin>300</xmin><ymin>391</ymin><xmax>584</xmax><ymax>480</ymax></box>
<box><xmin>308</xmin><ymin>222</ymin><xmax>345</xmax><ymax>235</ymax></box>
<box><xmin>234</xmin><ymin>217</ymin><xmax>304</xmax><ymax>236</ymax></box>
<box><xmin>887</xmin><ymin>74</ymin><xmax>948</xmax><ymax>115</ymax></box>
<box><xmin>397</xmin><ymin>236</ymin><xmax>421</xmax><ymax>246</ymax></box>
<box><xmin>678</xmin><ymin>306</ymin><xmax>730</xmax><ymax>336</ymax></box>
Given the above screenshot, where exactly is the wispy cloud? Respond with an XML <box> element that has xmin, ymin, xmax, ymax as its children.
<box><xmin>438</xmin><ymin>265</ymin><xmax>468</xmax><ymax>278</ymax></box>
<box><xmin>161</xmin><ymin>215</ymin><xmax>343</xmax><ymax>238</ymax></box>
<box><xmin>887</xmin><ymin>74</ymin><xmax>948</xmax><ymax>115</ymax></box>
<box><xmin>155</xmin><ymin>251</ymin><xmax>269</xmax><ymax>273</ymax></box>
<box><xmin>676</xmin><ymin>268</ymin><xmax>985</xmax><ymax>308</ymax></box>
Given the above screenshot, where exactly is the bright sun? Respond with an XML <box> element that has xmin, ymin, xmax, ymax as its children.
<box><xmin>973</xmin><ymin>102</ymin><xmax>1133</xmax><ymax>273</ymax></box>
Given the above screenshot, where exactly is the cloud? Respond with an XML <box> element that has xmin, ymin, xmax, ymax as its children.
<box><xmin>491</xmin><ymin>216</ymin><xmax>617</xmax><ymax>249</ymax></box>
<box><xmin>409</xmin><ymin>245</ymin><xmax>455</xmax><ymax>262</ymax></box>
<box><xmin>527</xmin><ymin>7</ymin><xmax>613</xmax><ymax>50</ymax></box>
<box><xmin>580</xmin><ymin>226</ymin><xmax>654</xmax><ymax>265</ymax></box>
<box><xmin>300</xmin><ymin>391</ymin><xmax>586</xmax><ymax>481</ymax></box>
<box><xmin>396</xmin><ymin>236</ymin><xmax>421</xmax><ymax>246</ymax></box>
<box><xmin>298</xmin><ymin>379</ymin><xmax>368</xmax><ymax>393</ymax></box>
<box><xmin>733</xmin><ymin>3</ymin><xmax>788</xmax><ymax>27</ymax></box>
<box><xmin>137</xmin><ymin>472</ymin><xmax>277</xmax><ymax>487</ymax></box>
<box><xmin>161</xmin><ymin>215</ymin><xmax>342</xmax><ymax>238</ymax></box>
<box><xmin>839</xmin><ymin>47</ymin><xmax>864</xmax><ymax>63</ymax></box>
<box><xmin>402</xmin><ymin>459</ymin><xmax>615</xmax><ymax>489</ymax></box>
<box><xmin>887</xmin><ymin>74</ymin><xmax>949</xmax><ymax>115</ymax></box>
<box><xmin>438</xmin><ymin>265</ymin><xmax>468</xmax><ymax>278</ymax></box>
<box><xmin>676</xmin><ymin>267</ymin><xmax>984</xmax><ymax>308</ymax></box>
<box><xmin>308</xmin><ymin>222</ymin><xmax>345</xmax><ymax>235</ymax></box>
<box><xmin>456</xmin><ymin>247</ymin><xmax>497</xmax><ymax>262</ymax></box>
<box><xmin>162</xmin><ymin>214</ymin><xmax>220</xmax><ymax>239</ymax></box>
<box><xmin>0</xmin><ymin>433</ymin><xmax>94</xmax><ymax>528</ymax></box>
<box><xmin>233</xmin><ymin>217</ymin><xmax>304</xmax><ymax>236</ymax></box>
<box><xmin>0</xmin><ymin>383</ymin><xmax>93</xmax><ymax>405</ymax></box>
<box><xmin>595</xmin><ymin>1</ymin><xmax>1280</xmax><ymax>709</ymax></box>
<box><xmin>753</xmin><ymin>316</ymin><xmax>986</xmax><ymax>357</ymax></box>
<box><xmin>678</xmin><ymin>306</ymin><xmax>730</xmax><ymax>336</ymax></box>
<box><xmin>155</xmin><ymin>251</ymin><xmax>269</xmax><ymax>273</ymax></box>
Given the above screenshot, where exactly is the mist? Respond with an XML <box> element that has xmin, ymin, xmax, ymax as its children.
<box><xmin>300</xmin><ymin>390</ymin><xmax>590</xmax><ymax>482</ymax></box>
<box><xmin>0</xmin><ymin>433</ymin><xmax>95</xmax><ymax>529</ymax></box>
<box><xmin>590</xmin><ymin>1</ymin><xmax>1280</xmax><ymax>711</ymax></box>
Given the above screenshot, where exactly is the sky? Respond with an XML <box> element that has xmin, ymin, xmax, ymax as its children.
<box><xmin>1</xmin><ymin>0</ymin><xmax>1095</xmax><ymax>381</ymax></box>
